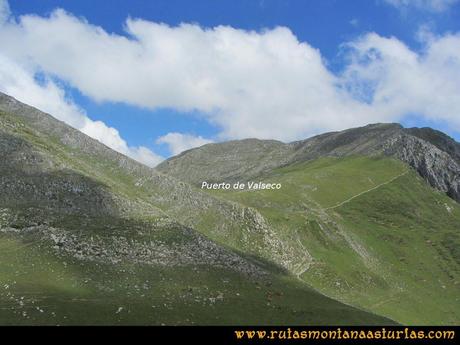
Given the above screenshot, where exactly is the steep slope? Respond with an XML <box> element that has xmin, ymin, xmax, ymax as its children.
<box><xmin>207</xmin><ymin>157</ymin><xmax>460</xmax><ymax>324</ymax></box>
<box><xmin>405</xmin><ymin>127</ymin><xmax>460</xmax><ymax>165</ymax></box>
<box><xmin>157</xmin><ymin>123</ymin><xmax>460</xmax><ymax>203</ymax></box>
<box><xmin>0</xmin><ymin>92</ymin><xmax>392</xmax><ymax>325</ymax></box>
<box><xmin>0</xmin><ymin>92</ymin><xmax>307</xmax><ymax>274</ymax></box>
<box><xmin>158</xmin><ymin>125</ymin><xmax>460</xmax><ymax>325</ymax></box>
<box><xmin>160</xmin><ymin>138</ymin><xmax>292</xmax><ymax>185</ymax></box>
<box><xmin>382</xmin><ymin>130</ymin><xmax>460</xmax><ymax>203</ymax></box>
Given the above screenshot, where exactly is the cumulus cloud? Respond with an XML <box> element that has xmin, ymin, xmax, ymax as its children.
<box><xmin>0</xmin><ymin>8</ymin><xmax>379</xmax><ymax>141</ymax></box>
<box><xmin>342</xmin><ymin>32</ymin><xmax>460</xmax><ymax>129</ymax></box>
<box><xmin>0</xmin><ymin>1</ymin><xmax>458</xmax><ymax>148</ymax></box>
<box><xmin>0</xmin><ymin>54</ymin><xmax>163</xmax><ymax>167</ymax></box>
<box><xmin>383</xmin><ymin>0</ymin><xmax>459</xmax><ymax>12</ymax></box>
<box><xmin>156</xmin><ymin>132</ymin><xmax>214</xmax><ymax>155</ymax></box>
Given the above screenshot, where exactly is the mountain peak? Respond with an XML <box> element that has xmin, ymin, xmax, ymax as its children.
<box><xmin>158</xmin><ymin>122</ymin><xmax>460</xmax><ymax>202</ymax></box>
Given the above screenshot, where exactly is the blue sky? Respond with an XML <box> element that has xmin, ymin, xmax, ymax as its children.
<box><xmin>1</xmin><ymin>0</ymin><xmax>459</xmax><ymax>165</ymax></box>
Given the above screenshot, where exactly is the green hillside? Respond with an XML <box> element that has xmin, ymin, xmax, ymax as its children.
<box><xmin>206</xmin><ymin>156</ymin><xmax>460</xmax><ymax>324</ymax></box>
<box><xmin>2</xmin><ymin>234</ymin><xmax>393</xmax><ymax>325</ymax></box>
<box><xmin>0</xmin><ymin>97</ymin><xmax>394</xmax><ymax>325</ymax></box>
<box><xmin>1</xmin><ymin>92</ymin><xmax>458</xmax><ymax>325</ymax></box>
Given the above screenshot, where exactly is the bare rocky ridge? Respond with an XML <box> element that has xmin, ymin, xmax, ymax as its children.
<box><xmin>157</xmin><ymin>123</ymin><xmax>460</xmax><ymax>203</ymax></box>
<box><xmin>406</xmin><ymin>127</ymin><xmax>460</xmax><ymax>165</ymax></box>
<box><xmin>383</xmin><ymin>133</ymin><xmax>460</xmax><ymax>202</ymax></box>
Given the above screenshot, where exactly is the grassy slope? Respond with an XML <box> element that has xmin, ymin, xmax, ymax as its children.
<box><xmin>207</xmin><ymin>156</ymin><xmax>460</xmax><ymax>325</ymax></box>
<box><xmin>0</xmin><ymin>226</ymin><xmax>392</xmax><ymax>325</ymax></box>
<box><xmin>0</xmin><ymin>112</ymin><xmax>393</xmax><ymax>325</ymax></box>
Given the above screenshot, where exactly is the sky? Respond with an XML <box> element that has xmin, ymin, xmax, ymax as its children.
<box><xmin>0</xmin><ymin>0</ymin><xmax>459</xmax><ymax>166</ymax></box>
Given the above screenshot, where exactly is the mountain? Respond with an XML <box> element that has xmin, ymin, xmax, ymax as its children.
<box><xmin>158</xmin><ymin>124</ymin><xmax>460</xmax><ymax>325</ymax></box>
<box><xmin>0</xmin><ymin>92</ymin><xmax>394</xmax><ymax>325</ymax></box>
<box><xmin>1</xmin><ymin>92</ymin><xmax>459</xmax><ymax>326</ymax></box>
<box><xmin>157</xmin><ymin>123</ymin><xmax>460</xmax><ymax>203</ymax></box>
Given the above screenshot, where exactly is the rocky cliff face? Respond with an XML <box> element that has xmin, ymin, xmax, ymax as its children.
<box><xmin>383</xmin><ymin>133</ymin><xmax>460</xmax><ymax>202</ymax></box>
<box><xmin>157</xmin><ymin>123</ymin><xmax>460</xmax><ymax>203</ymax></box>
<box><xmin>406</xmin><ymin>127</ymin><xmax>460</xmax><ymax>165</ymax></box>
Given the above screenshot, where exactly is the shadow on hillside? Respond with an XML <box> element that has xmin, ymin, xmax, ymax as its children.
<box><xmin>0</xmin><ymin>131</ymin><xmax>288</xmax><ymax>274</ymax></box>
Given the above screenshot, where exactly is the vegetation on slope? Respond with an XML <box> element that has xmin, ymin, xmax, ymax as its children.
<box><xmin>206</xmin><ymin>156</ymin><xmax>460</xmax><ymax>325</ymax></box>
<box><xmin>2</xmin><ymin>93</ymin><xmax>458</xmax><ymax>325</ymax></box>
<box><xmin>0</xmin><ymin>103</ymin><xmax>393</xmax><ymax>325</ymax></box>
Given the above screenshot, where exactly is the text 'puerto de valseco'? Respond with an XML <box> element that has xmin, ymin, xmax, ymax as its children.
<box><xmin>201</xmin><ymin>181</ymin><xmax>282</xmax><ymax>190</ymax></box>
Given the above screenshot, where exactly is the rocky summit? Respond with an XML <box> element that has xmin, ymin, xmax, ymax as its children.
<box><xmin>0</xmin><ymin>91</ymin><xmax>459</xmax><ymax>325</ymax></box>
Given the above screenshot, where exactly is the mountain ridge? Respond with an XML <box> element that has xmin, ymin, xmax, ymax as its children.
<box><xmin>157</xmin><ymin>119</ymin><xmax>460</xmax><ymax>324</ymax></box>
<box><xmin>157</xmin><ymin>123</ymin><xmax>460</xmax><ymax>203</ymax></box>
<box><xmin>1</xmin><ymin>91</ymin><xmax>398</xmax><ymax>325</ymax></box>
<box><xmin>1</xmin><ymin>91</ymin><xmax>459</xmax><ymax>325</ymax></box>
<box><xmin>0</xmin><ymin>92</ymin><xmax>304</xmax><ymax>272</ymax></box>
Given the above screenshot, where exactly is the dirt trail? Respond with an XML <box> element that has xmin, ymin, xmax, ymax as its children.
<box><xmin>325</xmin><ymin>170</ymin><xmax>409</xmax><ymax>210</ymax></box>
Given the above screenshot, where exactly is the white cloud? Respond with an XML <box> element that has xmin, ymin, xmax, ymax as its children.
<box><xmin>127</xmin><ymin>146</ymin><xmax>164</xmax><ymax>167</ymax></box>
<box><xmin>0</xmin><ymin>1</ymin><xmax>459</xmax><ymax>147</ymax></box>
<box><xmin>0</xmin><ymin>0</ymin><xmax>9</xmax><ymax>23</ymax></box>
<box><xmin>383</xmin><ymin>0</ymin><xmax>458</xmax><ymax>12</ymax></box>
<box><xmin>0</xmin><ymin>8</ymin><xmax>378</xmax><ymax>141</ymax></box>
<box><xmin>342</xmin><ymin>32</ymin><xmax>460</xmax><ymax>130</ymax></box>
<box><xmin>0</xmin><ymin>54</ymin><xmax>163</xmax><ymax>167</ymax></box>
<box><xmin>156</xmin><ymin>132</ymin><xmax>213</xmax><ymax>155</ymax></box>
